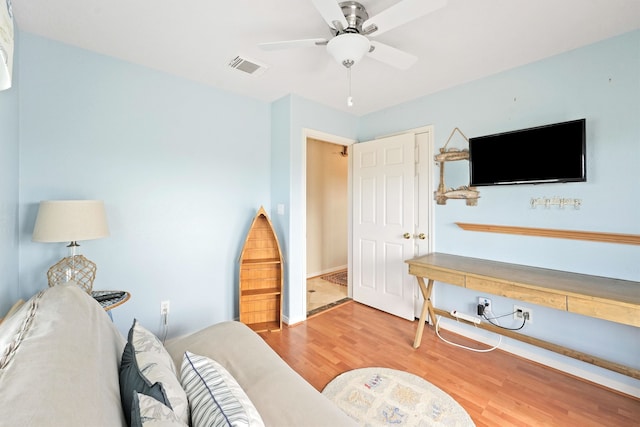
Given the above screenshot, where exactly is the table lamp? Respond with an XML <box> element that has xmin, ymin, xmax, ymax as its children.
<box><xmin>32</xmin><ymin>200</ymin><xmax>109</xmax><ymax>293</ymax></box>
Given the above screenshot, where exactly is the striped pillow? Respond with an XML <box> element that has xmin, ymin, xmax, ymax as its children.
<box><xmin>180</xmin><ymin>351</ymin><xmax>265</xmax><ymax>427</ymax></box>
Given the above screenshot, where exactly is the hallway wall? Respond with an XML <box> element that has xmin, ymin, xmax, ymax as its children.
<box><xmin>306</xmin><ymin>138</ymin><xmax>348</xmax><ymax>277</ymax></box>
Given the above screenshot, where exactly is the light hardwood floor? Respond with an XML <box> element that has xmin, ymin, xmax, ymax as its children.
<box><xmin>260</xmin><ymin>301</ymin><xmax>639</xmax><ymax>427</ymax></box>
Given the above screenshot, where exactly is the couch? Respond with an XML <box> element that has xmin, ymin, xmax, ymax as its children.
<box><xmin>0</xmin><ymin>284</ymin><xmax>357</xmax><ymax>426</ymax></box>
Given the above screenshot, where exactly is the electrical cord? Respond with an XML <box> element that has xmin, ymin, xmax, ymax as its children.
<box><xmin>482</xmin><ymin>310</ymin><xmax>527</xmax><ymax>331</ymax></box>
<box><xmin>435</xmin><ymin>314</ymin><xmax>502</xmax><ymax>353</ymax></box>
<box><xmin>435</xmin><ymin>306</ymin><xmax>529</xmax><ymax>351</ymax></box>
<box><xmin>484</xmin><ymin>310</ymin><xmax>517</xmax><ymax>319</ymax></box>
<box><xmin>161</xmin><ymin>312</ymin><xmax>169</xmax><ymax>344</ymax></box>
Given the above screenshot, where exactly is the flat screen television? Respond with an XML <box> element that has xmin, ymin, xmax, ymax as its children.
<box><xmin>469</xmin><ymin>118</ymin><xmax>586</xmax><ymax>186</ymax></box>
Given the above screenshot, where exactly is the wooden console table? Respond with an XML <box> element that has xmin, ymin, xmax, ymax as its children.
<box><xmin>406</xmin><ymin>253</ymin><xmax>640</xmax><ymax>379</ymax></box>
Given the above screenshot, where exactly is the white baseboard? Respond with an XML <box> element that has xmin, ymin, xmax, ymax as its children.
<box><xmin>306</xmin><ymin>265</ymin><xmax>348</xmax><ymax>279</ymax></box>
<box><xmin>438</xmin><ymin>319</ymin><xmax>640</xmax><ymax>398</ymax></box>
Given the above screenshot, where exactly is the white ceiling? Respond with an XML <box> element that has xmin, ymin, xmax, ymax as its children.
<box><xmin>12</xmin><ymin>0</ymin><xmax>640</xmax><ymax>116</ymax></box>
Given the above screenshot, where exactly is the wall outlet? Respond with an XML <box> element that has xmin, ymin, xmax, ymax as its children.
<box><xmin>514</xmin><ymin>305</ymin><xmax>533</xmax><ymax>323</ymax></box>
<box><xmin>478</xmin><ymin>297</ymin><xmax>491</xmax><ymax>315</ymax></box>
<box><xmin>160</xmin><ymin>300</ymin><xmax>170</xmax><ymax>315</ymax></box>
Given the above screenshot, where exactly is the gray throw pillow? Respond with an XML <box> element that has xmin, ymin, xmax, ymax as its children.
<box><xmin>127</xmin><ymin>319</ymin><xmax>189</xmax><ymax>424</ymax></box>
<box><xmin>119</xmin><ymin>341</ymin><xmax>170</xmax><ymax>425</ymax></box>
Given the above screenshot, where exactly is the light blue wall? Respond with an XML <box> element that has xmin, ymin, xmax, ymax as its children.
<box><xmin>6</xmin><ymin>25</ymin><xmax>639</xmax><ymax>392</ymax></box>
<box><xmin>270</xmin><ymin>94</ymin><xmax>358</xmax><ymax>324</ymax></box>
<box><xmin>0</xmin><ymin>31</ymin><xmax>19</xmax><ymax>315</ymax></box>
<box><xmin>17</xmin><ymin>33</ymin><xmax>272</xmax><ymax>337</ymax></box>
<box><xmin>269</xmin><ymin>96</ymin><xmax>292</xmax><ymax>316</ymax></box>
<box><xmin>359</xmin><ymin>30</ymin><xmax>640</xmax><ymax>391</ymax></box>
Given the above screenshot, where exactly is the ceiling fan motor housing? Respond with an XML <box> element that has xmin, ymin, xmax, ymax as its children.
<box><xmin>335</xmin><ymin>1</ymin><xmax>369</xmax><ymax>35</ymax></box>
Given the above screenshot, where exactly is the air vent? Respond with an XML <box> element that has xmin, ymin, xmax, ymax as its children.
<box><xmin>228</xmin><ymin>56</ymin><xmax>268</xmax><ymax>76</ymax></box>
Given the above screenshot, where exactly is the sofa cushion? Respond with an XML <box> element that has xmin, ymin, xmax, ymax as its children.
<box><xmin>0</xmin><ymin>298</ymin><xmax>25</xmax><ymax>326</ymax></box>
<box><xmin>131</xmin><ymin>392</ymin><xmax>188</xmax><ymax>427</ymax></box>
<box><xmin>0</xmin><ymin>292</ymin><xmax>43</xmax><ymax>370</ymax></box>
<box><xmin>180</xmin><ymin>351</ymin><xmax>265</xmax><ymax>427</ymax></box>
<box><xmin>120</xmin><ymin>341</ymin><xmax>171</xmax><ymax>425</ymax></box>
<box><xmin>165</xmin><ymin>321</ymin><xmax>358</xmax><ymax>427</ymax></box>
<box><xmin>0</xmin><ymin>283</ymin><xmax>127</xmax><ymax>426</ymax></box>
<box><xmin>124</xmin><ymin>319</ymin><xmax>190</xmax><ymax>425</ymax></box>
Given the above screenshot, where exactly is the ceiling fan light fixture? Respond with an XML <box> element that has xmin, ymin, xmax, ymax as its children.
<box><xmin>327</xmin><ymin>33</ymin><xmax>369</xmax><ymax>68</ymax></box>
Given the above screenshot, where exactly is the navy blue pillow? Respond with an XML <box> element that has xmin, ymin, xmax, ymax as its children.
<box><xmin>119</xmin><ymin>341</ymin><xmax>171</xmax><ymax>425</ymax></box>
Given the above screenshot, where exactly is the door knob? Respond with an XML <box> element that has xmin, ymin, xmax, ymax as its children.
<box><xmin>403</xmin><ymin>233</ymin><xmax>411</xmax><ymax>239</ymax></box>
<box><xmin>418</xmin><ymin>233</ymin><xmax>426</xmax><ymax>240</ymax></box>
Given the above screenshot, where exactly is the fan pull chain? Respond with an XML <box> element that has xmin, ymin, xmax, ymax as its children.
<box><xmin>347</xmin><ymin>67</ymin><xmax>353</xmax><ymax>107</ymax></box>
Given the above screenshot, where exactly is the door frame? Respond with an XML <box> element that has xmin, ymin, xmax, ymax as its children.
<box><xmin>302</xmin><ymin>129</ymin><xmax>356</xmax><ymax>318</ymax></box>
<box><xmin>411</xmin><ymin>126</ymin><xmax>436</xmax><ymax>316</ymax></box>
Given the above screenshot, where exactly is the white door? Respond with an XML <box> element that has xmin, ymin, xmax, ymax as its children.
<box><xmin>413</xmin><ymin>129</ymin><xmax>434</xmax><ymax>316</ymax></box>
<box><xmin>352</xmin><ymin>133</ymin><xmax>416</xmax><ymax>320</ymax></box>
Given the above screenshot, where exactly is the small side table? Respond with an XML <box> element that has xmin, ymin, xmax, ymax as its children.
<box><xmin>92</xmin><ymin>290</ymin><xmax>131</xmax><ymax>311</ymax></box>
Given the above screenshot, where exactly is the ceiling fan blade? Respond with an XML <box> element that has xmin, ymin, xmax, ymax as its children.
<box><xmin>367</xmin><ymin>41</ymin><xmax>417</xmax><ymax>70</ymax></box>
<box><xmin>363</xmin><ymin>0</ymin><xmax>447</xmax><ymax>37</ymax></box>
<box><xmin>310</xmin><ymin>0</ymin><xmax>348</xmax><ymax>31</ymax></box>
<box><xmin>259</xmin><ymin>38</ymin><xmax>328</xmax><ymax>51</ymax></box>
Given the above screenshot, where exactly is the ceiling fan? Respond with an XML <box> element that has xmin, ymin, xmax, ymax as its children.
<box><xmin>259</xmin><ymin>0</ymin><xmax>447</xmax><ymax>70</ymax></box>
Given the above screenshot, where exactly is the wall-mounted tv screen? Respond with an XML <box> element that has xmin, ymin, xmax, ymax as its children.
<box><xmin>469</xmin><ymin>119</ymin><xmax>586</xmax><ymax>186</ymax></box>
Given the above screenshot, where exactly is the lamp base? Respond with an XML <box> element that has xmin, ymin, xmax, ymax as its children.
<box><xmin>47</xmin><ymin>254</ymin><xmax>97</xmax><ymax>294</ymax></box>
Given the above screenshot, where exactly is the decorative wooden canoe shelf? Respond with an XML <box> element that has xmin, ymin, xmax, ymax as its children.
<box><xmin>434</xmin><ymin>128</ymin><xmax>480</xmax><ymax>206</ymax></box>
<box><xmin>238</xmin><ymin>206</ymin><xmax>283</xmax><ymax>332</ymax></box>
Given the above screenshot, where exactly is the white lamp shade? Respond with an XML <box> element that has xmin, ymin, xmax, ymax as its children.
<box><xmin>0</xmin><ymin>0</ymin><xmax>14</xmax><ymax>91</ymax></box>
<box><xmin>327</xmin><ymin>33</ymin><xmax>370</xmax><ymax>67</ymax></box>
<box><xmin>32</xmin><ymin>200</ymin><xmax>110</xmax><ymax>243</ymax></box>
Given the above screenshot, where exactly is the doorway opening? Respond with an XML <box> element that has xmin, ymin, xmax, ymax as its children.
<box><xmin>306</xmin><ymin>138</ymin><xmax>350</xmax><ymax>316</ymax></box>
<box><xmin>306</xmin><ymin>271</ymin><xmax>350</xmax><ymax>317</ymax></box>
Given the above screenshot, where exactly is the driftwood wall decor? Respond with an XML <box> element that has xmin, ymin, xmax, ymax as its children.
<box><xmin>435</xmin><ymin>127</ymin><xmax>479</xmax><ymax>206</ymax></box>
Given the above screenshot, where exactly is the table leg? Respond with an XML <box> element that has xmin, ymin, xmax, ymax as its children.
<box><xmin>413</xmin><ymin>277</ymin><xmax>435</xmax><ymax>349</ymax></box>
